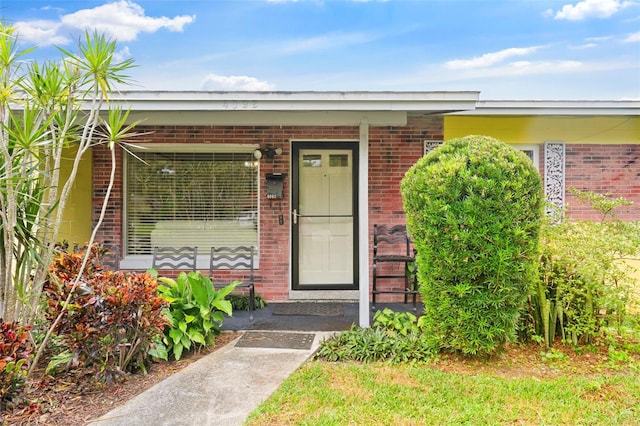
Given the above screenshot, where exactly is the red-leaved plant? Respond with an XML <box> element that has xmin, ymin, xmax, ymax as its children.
<box><xmin>0</xmin><ymin>321</ymin><xmax>33</xmax><ymax>408</ymax></box>
<box><xmin>43</xmin><ymin>245</ymin><xmax>168</xmax><ymax>382</ymax></box>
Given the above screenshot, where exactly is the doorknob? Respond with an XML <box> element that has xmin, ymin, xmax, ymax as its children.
<box><xmin>292</xmin><ymin>208</ymin><xmax>298</xmax><ymax>225</ymax></box>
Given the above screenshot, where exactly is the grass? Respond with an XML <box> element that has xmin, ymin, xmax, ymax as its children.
<box><xmin>245</xmin><ymin>308</ymin><xmax>640</xmax><ymax>425</ymax></box>
<box><xmin>246</xmin><ymin>357</ymin><xmax>640</xmax><ymax>426</ymax></box>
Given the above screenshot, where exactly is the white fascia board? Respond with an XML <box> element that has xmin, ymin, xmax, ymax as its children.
<box><xmin>105</xmin><ymin>90</ymin><xmax>480</xmax><ymax>113</ymax></box>
<box><xmin>125</xmin><ymin>110</ymin><xmax>408</xmax><ymax>126</ymax></box>
<box><xmin>448</xmin><ymin>100</ymin><xmax>640</xmax><ymax>116</ymax></box>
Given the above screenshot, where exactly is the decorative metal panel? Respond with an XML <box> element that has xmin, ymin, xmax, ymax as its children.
<box><xmin>423</xmin><ymin>140</ymin><xmax>443</xmax><ymax>155</ymax></box>
<box><xmin>544</xmin><ymin>142</ymin><xmax>565</xmax><ymax>219</ymax></box>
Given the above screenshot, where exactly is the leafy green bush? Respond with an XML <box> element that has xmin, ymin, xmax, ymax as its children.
<box><xmin>228</xmin><ymin>293</ymin><xmax>267</xmax><ymax>311</ymax></box>
<box><xmin>317</xmin><ymin>309</ymin><xmax>437</xmax><ymax>363</ymax></box>
<box><xmin>373</xmin><ymin>308</ymin><xmax>425</xmax><ymax>336</ymax></box>
<box><xmin>401</xmin><ymin>135</ymin><xmax>544</xmax><ymax>356</ymax></box>
<box><xmin>317</xmin><ymin>326</ymin><xmax>437</xmax><ymax>363</ymax></box>
<box><xmin>0</xmin><ymin>321</ymin><xmax>33</xmax><ymax>409</ymax></box>
<box><xmin>43</xmin><ymin>247</ymin><xmax>168</xmax><ymax>382</ymax></box>
<box><xmin>157</xmin><ymin>271</ymin><xmax>237</xmax><ymax>360</ymax></box>
<box><xmin>524</xmin><ymin>190</ymin><xmax>640</xmax><ymax>347</ymax></box>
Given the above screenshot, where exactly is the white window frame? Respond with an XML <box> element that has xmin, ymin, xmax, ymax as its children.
<box><xmin>120</xmin><ymin>143</ymin><xmax>260</xmax><ymax>270</ymax></box>
<box><xmin>512</xmin><ymin>144</ymin><xmax>540</xmax><ymax>169</ymax></box>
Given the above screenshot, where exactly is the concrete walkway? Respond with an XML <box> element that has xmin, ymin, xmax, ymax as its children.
<box><xmin>91</xmin><ymin>331</ymin><xmax>332</xmax><ymax>426</ymax></box>
<box><xmin>90</xmin><ymin>302</ymin><xmax>421</xmax><ymax>425</ymax></box>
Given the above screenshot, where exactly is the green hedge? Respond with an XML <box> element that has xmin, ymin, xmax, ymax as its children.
<box><xmin>401</xmin><ymin>135</ymin><xmax>544</xmax><ymax>355</ymax></box>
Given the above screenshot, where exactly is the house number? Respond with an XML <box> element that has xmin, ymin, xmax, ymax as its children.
<box><xmin>222</xmin><ymin>100</ymin><xmax>258</xmax><ymax>110</ymax></box>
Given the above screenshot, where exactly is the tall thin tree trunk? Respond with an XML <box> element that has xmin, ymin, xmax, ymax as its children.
<box><xmin>29</xmin><ymin>141</ymin><xmax>117</xmax><ymax>377</ymax></box>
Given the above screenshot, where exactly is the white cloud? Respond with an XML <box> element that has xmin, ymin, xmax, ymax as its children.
<box><xmin>14</xmin><ymin>20</ymin><xmax>69</xmax><ymax>46</ymax></box>
<box><xmin>554</xmin><ymin>0</ymin><xmax>635</xmax><ymax>21</ymax></box>
<box><xmin>201</xmin><ymin>74</ymin><xmax>276</xmax><ymax>91</ymax></box>
<box><xmin>623</xmin><ymin>31</ymin><xmax>640</xmax><ymax>41</ymax></box>
<box><xmin>570</xmin><ymin>42</ymin><xmax>599</xmax><ymax>48</ymax></box>
<box><xmin>502</xmin><ymin>60</ymin><xmax>583</xmax><ymax>75</ymax></box>
<box><xmin>276</xmin><ymin>31</ymin><xmax>380</xmax><ymax>54</ymax></box>
<box><xmin>15</xmin><ymin>1</ymin><xmax>195</xmax><ymax>46</ymax></box>
<box><xmin>445</xmin><ymin>46</ymin><xmax>543</xmax><ymax>70</ymax></box>
<box><xmin>441</xmin><ymin>60</ymin><xmax>585</xmax><ymax>81</ymax></box>
<box><xmin>113</xmin><ymin>46</ymin><xmax>132</xmax><ymax>63</ymax></box>
<box><xmin>40</xmin><ymin>6</ymin><xmax>65</xmax><ymax>13</ymax></box>
<box><xmin>542</xmin><ymin>8</ymin><xmax>555</xmax><ymax>18</ymax></box>
<box><xmin>585</xmin><ymin>35</ymin><xmax>615</xmax><ymax>42</ymax></box>
<box><xmin>432</xmin><ymin>58</ymin><xmax>638</xmax><ymax>85</ymax></box>
<box><xmin>61</xmin><ymin>1</ymin><xmax>195</xmax><ymax>41</ymax></box>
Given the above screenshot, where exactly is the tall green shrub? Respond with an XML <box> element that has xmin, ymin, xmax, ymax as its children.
<box><xmin>401</xmin><ymin>135</ymin><xmax>543</xmax><ymax>355</ymax></box>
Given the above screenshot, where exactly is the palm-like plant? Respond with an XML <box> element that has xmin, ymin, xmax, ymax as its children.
<box><xmin>0</xmin><ymin>25</ymin><xmax>143</xmax><ymax>377</ymax></box>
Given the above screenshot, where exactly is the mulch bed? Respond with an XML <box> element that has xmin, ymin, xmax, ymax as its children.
<box><xmin>1</xmin><ymin>332</ymin><xmax>241</xmax><ymax>426</ymax></box>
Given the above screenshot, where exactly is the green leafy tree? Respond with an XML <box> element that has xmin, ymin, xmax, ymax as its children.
<box><xmin>401</xmin><ymin>135</ymin><xmax>544</xmax><ymax>355</ymax></box>
<box><xmin>0</xmin><ymin>23</ymin><xmax>136</xmax><ymax>325</ymax></box>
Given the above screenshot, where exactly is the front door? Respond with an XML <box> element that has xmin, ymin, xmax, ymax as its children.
<box><xmin>292</xmin><ymin>142</ymin><xmax>358</xmax><ymax>290</ymax></box>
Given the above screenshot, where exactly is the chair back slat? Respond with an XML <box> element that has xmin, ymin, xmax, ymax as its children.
<box><xmin>373</xmin><ymin>224</ymin><xmax>411</xmax><ymax>257</ymax></box>
<box><xmin>209</xmin><ymin>245</ymin><xmax>256</xmax><ymax>315</ymax></box>
<box><xmin>152</xmin><ymin>246</ymin><xmax>198</xmax><ymax>271</ymax></box>
<box><xmin>209</xmin><ymin>246</ymin><xmax>254</xmax><ymax>273</ymax></box>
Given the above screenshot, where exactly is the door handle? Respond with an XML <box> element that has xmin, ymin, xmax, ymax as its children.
<box><xmin>292</xmin><ymin>208</ymin><xmax>298</xmax><ymax>225</ymax></box>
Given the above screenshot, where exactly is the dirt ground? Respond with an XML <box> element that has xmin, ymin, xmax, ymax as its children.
<box><xmin>2</xmin><ymin>333</ymin><xmax>638</xmax><ymax>425</ymax></box>
<box><xmin>1</xmin><ymin>332</ymin><xmax>241</xmax><ymax>426</ymax></box>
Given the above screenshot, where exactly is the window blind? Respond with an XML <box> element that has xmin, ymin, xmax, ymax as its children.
<box><xmin>125</xmin><ymin>150</ymin><xmax>258</xmax><ymax>255</ymax></box>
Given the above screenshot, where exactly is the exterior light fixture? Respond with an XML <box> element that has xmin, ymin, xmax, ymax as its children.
<box><xmin>253</xmin><ymin>146</ymin><xmax>282</xmax><ymax>161</ymax></box>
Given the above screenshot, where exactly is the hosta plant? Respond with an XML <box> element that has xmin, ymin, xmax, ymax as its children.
<box><xmin>156</xmin><ymin>271</ymin><xmax>237</xmax><ymax>360</ymax></box>
<box><xmin>373</xmin><ymin>308</ymin><xmax>426</xmax><ymax>336</ymax></box>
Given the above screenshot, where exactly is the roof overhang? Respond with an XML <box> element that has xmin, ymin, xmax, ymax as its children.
<box><xmin>447</xmin><ymin>100</ymin><xmax>640</xmax><ymax>116</ymax></box>
<box><xmin>107</xmin><ymin>91</ymin><xmax>480</xmax><ymax>126</ymax></box>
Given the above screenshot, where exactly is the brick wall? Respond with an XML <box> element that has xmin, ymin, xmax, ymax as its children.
<box><xmin>92</xmin><ymin>120</ymin><xmax>639</xmax><ymax>302</ymax></box>
<box><xmin>565</xmin><ymin>144</ymin><xmax>640</xmax><ymax>221</ymax></box>
<box><xmin>367</xmin><ymin>117</ymin><xmax>442</xmax><ymax>302</ymax></box>
<box><xmin>92</xmin><ymin>120</ymin><xmax>437</xmax><ymax>302</ymax></box>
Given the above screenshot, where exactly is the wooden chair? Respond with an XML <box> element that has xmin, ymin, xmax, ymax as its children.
<box><xmin>209</xmin><ymin>246</ymin><xmax>256</xmax><ymax>318</ymax></box>
<box><xmin>100</xmin><ymin>244</ymin><xmax>120</xmax><ymax>271</ymax></box>
<box><xmin>372</xmin><ymin>224</ymin><xmax>418</xmax><ymax>309</ymax></box>
<box><xmin>152</xmin><ymin>246</ymin><xmax>198</xmax><ymax>271</ymax></box>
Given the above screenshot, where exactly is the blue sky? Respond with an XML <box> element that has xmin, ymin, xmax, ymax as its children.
<box><xmin>2</xmin><ymin>0</ymin><xmax>639</xmax><ymax>100</ymax></box>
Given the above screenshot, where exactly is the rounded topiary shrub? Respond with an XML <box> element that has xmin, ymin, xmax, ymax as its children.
<box><xmin>400</xmin><ymin>135</ymin><xmax>543</xmax><ymax>355</ymax></box>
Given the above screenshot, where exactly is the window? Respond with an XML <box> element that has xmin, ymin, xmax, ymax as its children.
<box><xmin>424</xmin><ymin>140</ymin><xmax>540</xmax><ymax>169</ymax></box>
<box><xmin>513</xmin><ymin>144</ymin><xmax>540</xmax><ymax>169</ymax></box>
<box><xmin>125</xmin><ymin>146</ymin><xmax>258</xmax><ymax>257</ymax></box>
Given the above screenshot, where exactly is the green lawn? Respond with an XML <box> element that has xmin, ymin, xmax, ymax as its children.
<box><xmin>246</xmin><ymin>361</ymin><xmax>640</xmax><ymax>425</ymax></box>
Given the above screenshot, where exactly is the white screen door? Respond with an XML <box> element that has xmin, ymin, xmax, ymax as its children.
<box><xmin>292</xmin><ymin>142</ymin><xmax>358</xmax><ymax>290</ymax></box>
